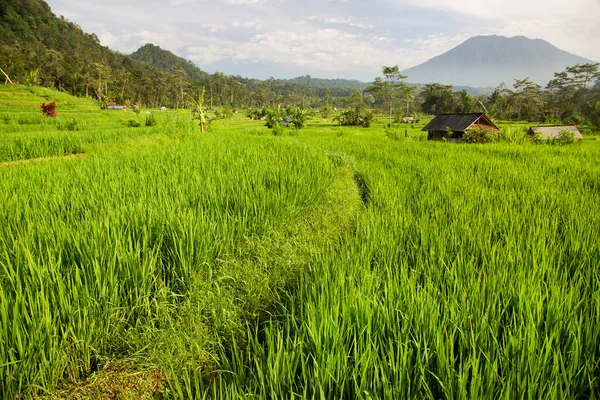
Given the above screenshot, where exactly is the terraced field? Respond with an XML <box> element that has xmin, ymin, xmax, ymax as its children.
<box><xmin>1</xmin><ymin>86</ymin><xmax>599</xmax><ymax>399</ymax></box>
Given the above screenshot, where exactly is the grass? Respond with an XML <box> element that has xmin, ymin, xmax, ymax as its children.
<box><xmin>208</xmin><ymin>138</ymin><xmax>600</xmax><ymax>398</ymax></box>
<box><xmin>0</xmin><ymin>85</ymin><xmax>599</xmax><ymax>398</ymax></box>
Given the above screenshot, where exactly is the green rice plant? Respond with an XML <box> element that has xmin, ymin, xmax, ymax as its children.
<box><xmin>1</xmin><ymin>85</ymin><xmax>599</xmax><ymax>399</ymax></box>
<box><xmin>384</xmin><ymin>125</ymin><xmax>401</xmax><ymax>140</ymax></box>
<box><xmin>17</xmin><ymin>115</ymin><xmax>45</xmax><ymax>125</ymax></box>
<box><xmin>205</xmin><ymin>137</ymin><xmax>600</xmax><ymax>399</ymax></box>
<box><xmin>272</xmin><ymin>123</ymin><xmax>285</xmax><ymax>136</ymax></box>
<box><xmin>245</xmin><ymin>128</ymin><xmax>267</xmax><ymax>136</ymax></box>
<box><xmin>162</xmin><ymin>111</ymin><xmax>197</xmax><ymax>138</ymax></box>
<box><xmin>0</xmin><ymin>132</ymin><xmax>340</xmax><ymax>398</ymax></box>
<box><xmin>1</xmin><ymin>113</ymin><xmax>13</xmax><ymax>124</ymax></box>
<box><xmin>126</xmin><ymin>118</ymin><xmax>142</xmax><ymax>127</ymax></box>
<box><xmin>55</xmin><ymin>117</ymin><xmax>84</xmax><ymax>131</ymax></box>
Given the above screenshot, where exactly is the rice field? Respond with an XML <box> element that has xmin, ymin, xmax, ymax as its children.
<box><xmin>1</xmin><ymin>86</ymin><xmax>599</xmax><ymax>398</ymax></box>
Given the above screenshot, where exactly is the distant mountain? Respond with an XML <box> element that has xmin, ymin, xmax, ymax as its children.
<box><xmin>129</xmin><ymin>43</ymin><xmax>208</xmax><ymax>81</ymax></box>
<box><xmin>402</xmin><ymin>35</ymin><xmax>596</xmax><ymax>88</ymax></box>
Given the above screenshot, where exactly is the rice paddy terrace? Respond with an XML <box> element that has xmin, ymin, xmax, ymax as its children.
<box><xmin>1</xmin><ymin>86</ymin><xmax>599</xmax><ymax>399</ymax></box>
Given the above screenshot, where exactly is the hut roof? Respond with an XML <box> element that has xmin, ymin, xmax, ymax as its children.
<box><xmin>422</xmin><ymin>113</ymin><xmax>498</xmax><ymax>132</ymax></box>
<box><xmin>528</xmin><ymin>125</ymin><xmax>583</xmax><ymax>139</ymax></box>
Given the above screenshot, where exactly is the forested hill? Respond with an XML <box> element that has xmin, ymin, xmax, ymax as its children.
<box><xmin>0</xmin><ymin>0</ymin><xmax>363</xmax><ymax>108</ymax></box>
<box><xmin>129</xmin><ymin>43</ymin><xmax>208</xmax><ymax>81</ymax></box>
<box><xmin>0</xmin><ymin>0</ymin><xmax>116</xmax><ymax>88</ymax></box>
<box><xmin>0</xmin><ymin>0</ymin><xmax>205</xmax><ymax>106</ymax></box>
<box><xmin>285</xmin><ymin>75</ymin><xmax>370</xmax><ymax>90</ymax></box>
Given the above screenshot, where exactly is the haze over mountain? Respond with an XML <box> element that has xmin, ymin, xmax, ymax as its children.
<box><xmin>402</xmin><ymin>35</ymin><xmax>596</xmax><ymax>88</ymax></box>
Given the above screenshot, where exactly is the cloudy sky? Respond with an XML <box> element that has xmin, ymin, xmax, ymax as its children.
<box><xmin>46</xmin><ymin>0</ymin><xmax>600</xmax><ymax>81</ymax></box>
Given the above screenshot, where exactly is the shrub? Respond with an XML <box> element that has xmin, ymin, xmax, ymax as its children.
<box><xmin>145</xmin><ymin>114</ymin><xmax>157</xmax><ymax>127</ymax></box>
<box><xmin>23</xmin><ymin>71</ymin><xmax>40</xmax><ymax>86</ymax></box>
<box><xmin>334</xmin><ymin>107</ymin><xmax>374</xmax><ymax>128</ymax></box>
<box><xmin>555</xmin><ymin>129</ymin><xmax>578</xmax><ymax>145</ymax></box>
<box><xmin>216</xmin><ymin>105</ymin><xmax>234</xmax><ymax>119</ymax></box>
<box><xmin>384</xmin><ymin>126</ymin><xmax>400</xmax><ymax>140</ymax></box>
<box><xmin>127</xmin><ymin>119</ymin><xmax>142</xmax><ymax>128</ymax></box>
<box><xmin>463</xmin><ymin>127</ymin><xmax>498</xmax><ymax>143</ymax></box>
<box><xmin>41</xmin><ymin>102</ymin><xmax>57</xmax><ymax>117</ymax></box>
<box><xmin>272</xmin><ymin>124</ymin><xmax>285</xmax><ymax>136</ymax></box>
<box><xmin>287</xmin><ymin>106</ymin><xmax>311</xmax><ymax>129</ymax></box>
<box><xmin>56</xmin><ymin>118</ymin><xmax>82</xmax><ymax>131</ymax></box>
<box><xmin>530</xmin><ymin>131</ymin><xmax>545</xmax><ymax>144</ymax></box>
<box><xmin>321</xmin><ymin>105</ymin><xmax>333</xmax><ymax>119</ymax></box>
<box><xmin>264</xmin><ymin>106</ymin><xmax>286</xmax><ymax>129</ymax></box>
<box><xmin>247</xmin><ymin>108</ymin><xmax>266</xmax><ymax>120</ymax></box>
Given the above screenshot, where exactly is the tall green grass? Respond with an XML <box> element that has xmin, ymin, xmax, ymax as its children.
<box><xmin>207</xmin><ymin>138</ymin><xmax>600</xmax><ymax>398</ymax></box>
<box><xmin>2</xmin><ymin>85</ymin><xmax>599</xmax><ymax>398</ymax></box>
<box><xmin>0</xmin><ymin>133</ymin><xmax>341</xmax><ymax>398</ymax></box>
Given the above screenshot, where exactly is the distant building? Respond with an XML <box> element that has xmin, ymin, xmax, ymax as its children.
<box><xmin>527</xmin><ymin>125</ymin><xmax>583</xmax><ymax>140</ymax></box>
<box><xmin>422</xmin><ymin>113</ymin><xmax>499</xmax><ymax>141</ymax></box>
<box><xmin>107</xmin><ymin>102</ymin><xmax>126</xmax><ymax>110</ymax></box>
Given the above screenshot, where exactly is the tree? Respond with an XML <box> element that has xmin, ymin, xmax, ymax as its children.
<box><xmin>419</xmin><ymin>83</ymin><xmax>455</xmax><ymax>114</ymax></box>
<box><xmin>172</xmin><ymin>67</ymin><xmax>188</xmax><ymax>109</ymax></box>
<box><xmin>503</xmin><ymin>78</ymin><xmax>544</xmax><ymax>121</ymax></box>
<box><xmin>367</xmin><ymin>65</ymin><xmax>413</xmax><ymax>126</ymax></box>
<box><xmin>287</xmin><ymin>106</ymin><xmax>311</xmax><ymax>129</ymax></box>
<box><xmin>190</xmin><ymin>87</ymin><xmax>210</xmax><ymax>133</ymax></box>
<box><xmin>344</xmin><ymin>88</ymin><xmax>366</xmax><ymax>109</ymax></box>
<box><xmin>546</xmin><ymin>63</ymin><xmax>600</xmax><ymax>124</ymax></box>
<box><xmin>41</xmin><ymin>49</ymin><xmax>64</xmax><ymax>89</ymax></box>
<box><xmin>88</xmin><ymin>62</ymin><xmax>111</xmax><ymax>101</ymax></box>
<box><xmin>565</xmin><ymin>63</ymin><xmax>600</xmax><ymax>90</ymax></box>
<box><xmin>454</xmin><ymin>90</ymin><xmax>474</xmax><ymax>113</ymax></box>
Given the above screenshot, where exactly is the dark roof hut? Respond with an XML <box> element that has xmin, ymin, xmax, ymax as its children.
<box><xmin>527</xmin><ymin>125</ymin><xmax>583</xmax><ymax>140</ymax></box>
<box><xmin>422</xmin><ymin>113</ymin><xmax>499</xmax><ymax>141</ymax></box>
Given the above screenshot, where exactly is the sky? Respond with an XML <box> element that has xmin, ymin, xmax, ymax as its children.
<box><xmin>46</xmin><ymin>0</ymin><xmax>600</xmax><ymax>81</ymax></box>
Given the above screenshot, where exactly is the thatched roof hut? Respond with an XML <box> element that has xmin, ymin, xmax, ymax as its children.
<box><xmin>527</xmin><ymin>125</ymin><xmax>583</xmax><ymax>140</ymax></box>
<box><xmin>422</xmin><ymin>113</ymin><xmax>499</xmax><ymax>141</ymax></box>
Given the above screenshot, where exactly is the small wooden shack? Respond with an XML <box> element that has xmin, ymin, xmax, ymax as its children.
<box><xmin>422</xmin><ymin>113</ymin><xmax>499</xmax><ymax>141</ymax></box>
<box><xmin>527</xmin><ymin>125</ymin><xmax>583</xmax><ymax>140</ymax></box>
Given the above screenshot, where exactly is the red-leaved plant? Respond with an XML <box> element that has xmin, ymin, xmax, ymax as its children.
<box><xmin>41</xmin><ymin>102</ymin><xmax>57</xmax><ymax>117</ymax></box>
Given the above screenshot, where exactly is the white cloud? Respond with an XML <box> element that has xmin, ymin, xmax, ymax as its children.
<box><xmin>224</xmin><ymin>0</ymin><xmax>270</xmax><ymax>4</ymax></box>
<box><xmin>45</xmin><ymin>0</ymin><xmax>600</xmax><ymax>80</ymax></box>
<box><xmin>387</xmin><ymin>0</ymin><xmax>600</xmax><ymax>60</ymax></box>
